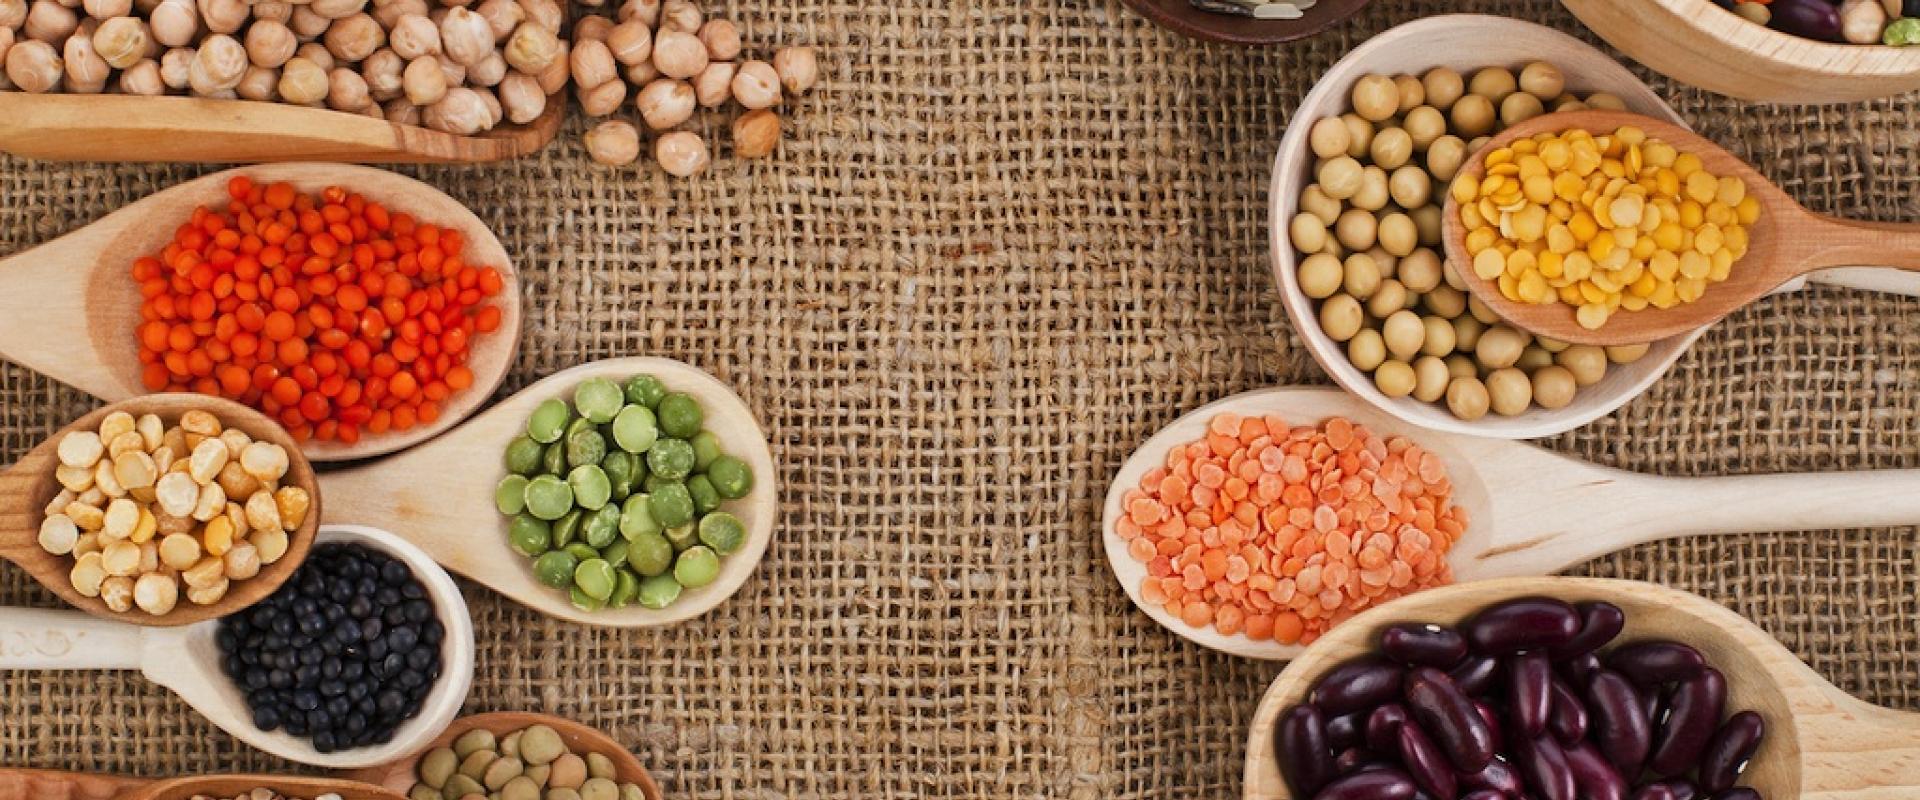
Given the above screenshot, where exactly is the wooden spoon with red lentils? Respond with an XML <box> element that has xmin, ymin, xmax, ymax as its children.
<box><xmin>0</xmin><ymin>164</ymin><xmax>521</xmax><ymax>462</ymax></box>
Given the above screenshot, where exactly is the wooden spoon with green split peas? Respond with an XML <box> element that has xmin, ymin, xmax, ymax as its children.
<box><xmin>0</xmin><ymin>770</ymin><xmax>405</xmax><ymax>800</ymax></box>
<box><xmin>317</xmin><ymin>357</ymin><xmax>778</xmax><ymax>628</ymax></box>
<box><xmin>1443</xmin><ymin>109</ymin><xmax>1920</xmax><ymax>346</ymax></box>
<box><xmin>344</xmin><ymin>712</ymin><xmax>663</xmax><ymax>800</ymax></box>
<box><xmin>1243</xmin><ymin>577</ymin><xmax>1920</xmax><ymax>799</ymax></box>
<box><xmin>0</xmin><ymin>163</ymin><xmax>521</xmax><ymax>462</ymax></box>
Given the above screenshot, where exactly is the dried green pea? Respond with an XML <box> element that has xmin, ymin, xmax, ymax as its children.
<box><xmin>580</xmin><ymin>777</ymin><xmax>621</xmax><ymax>800</ymax></box>
<box><xmin>458</xmin><ymin>748</ymin><xmax>497</xmax><ymax>780</ymax></box>
<box><xmin>552</xmin><ymin>508</ymin><xmax>583</xmax><ymax>548</ymax></box>
<box><xmin>419</xmin><ymin>746</ymin><xmax>459</xmax><ymax>788</ymax></box>
<box><xmin>441</xmin><ymin>774</ymin><xmax>485</xmax><ymax>798</ymax></box>
<box><xmin>518</xmin><ymin>724</ymin><xmax>566</xmax><ymax>765</ymax></box>
<box><xmin>586</xmin><ymin>752</ymin><xmax>617</xmax><ymax>780</ymax></box>
<box><xmin>484</xmin><ymin>755</ymin><xmax>526</xmax><ymax>789</ymax></box>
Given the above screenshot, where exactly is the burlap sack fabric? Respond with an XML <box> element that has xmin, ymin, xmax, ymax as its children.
<box><xmin>2</xmin><ymin>0</ymin><xmax>1916</xmax><ymax>796</ymax></box>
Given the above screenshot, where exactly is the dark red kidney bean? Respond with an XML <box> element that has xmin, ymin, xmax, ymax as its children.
<box><xmin>1326</xmin><ymin>711</ymin><xmax>1366</xmax><ymax>753</ymax></box>
<box><xmin>1699</xmin><ymin>710</ymin><xmax>1766</xmax><ymax>793</ymax></box>
<box><xmin>1649</xmin><ymin>668</ymin><xmax>1726</xmax><ymax>777</ymax></box>
<box><xmin>1404</xmin><ymin>667</ymin><xmax>1497</xmax><ymax>773</ymax></box>
<box><xmin>1509</xmin><ymin>652</ymin><xmax>1553</xmax><ymax>738</ymax></box>
<box><xmin>1366</xmin><ymin>703</ymin><xmax>1410</xmax><ymax>753</ymax></box>
<box><xmin>1382</xmin><ymin>623</ymin><xmax>1469</xmax><ymax>668</ymax></box>
<box><xmin>1563</xmin><ymin>742</ymin><xmax>1628</xmax><ymax>800</ymax></box>
<box><xmin>1770</xmin><ymin>0</ymin><xmax>1844</xmax><ymax>41</ymax></box>
<box><xmin>1397</xmin><ymin>718</ymin><xmax>1458</xmax><ymax>800</ymax></box>
<box><xmin>1633</xmin><ymin>781</ymin><xmax>1698</xmax><ymax>800</ymax></box>
<box><xmin>1474</xmin><ymin>701</ymin><xmax>1505</xmax><ymax>751</ymax></box>
<box><xmin>1462</xmin><ymin>597</ymin><xmax>1581</xmax><ymax>655</ymax></box>
<box><xmin>1278</xmin><ymin>703</ymin><xmax>1337</xmax><ymax>798</ymax></box>
<box><xmin>1461</xmin><ymin>791</ymin><xmax>1505</xmax><ymax>800</ymax></box>
<box><xmin>1550</xmin><ymin>601</ymin><xmax>1625</xmax><ymax>661</ymax></box>
<box><xmin>1709</xmin><ymin>790</ymin><xmax>1760</xmax><ymax>800</ymax></box>
<box><xmin>1334</xmin><ymin>746</ymin><xmax>1381</xmax><ymax>774</ymax></box>
<box><xmin>1643</xmin><ymin>684</ymin><xmax>1666</xmax><ymax>730</ymax></box>
<box><xmin>1310</xmin><ymin>768</ymin><xmax>1418</xmax><ymax>800</ymax></box>
<box><xmin>1449</xmin><ymin>655</ymin><xmax>1502</xmax><ymax>697</ymax></box>
<box><xmin>1548</xmin><ymin>677</ymin><xmax>1589</xmax><ymax>745</ymax></box>
<box><xmin>1606</xmin><ymin>641</ymin><xmax>1707</xmax><ymax>688</ymax></box>
<box><xmin>1315</xmin><ymin>657</ymin><xmax>1407</xmax><ymax>716</ymax></box>
<box><xmin>1512</xmin><ymin>734</ymin><xmax>1576</xmax><ymax>800</ymax></box>
<box><xmin>1560</xmin><ymin>652</ymin><xmax>1601</xmax><ymax>686</ymax></box>
<box><xmin>1585</xmin><ymin>669</ymin><xmax>1652</xmax><ymax>776</ymax></box>
<box><xmin>1459</xmin><ymin>757</ymin><xmax>1524</xmax><ymax>796</ymax></box>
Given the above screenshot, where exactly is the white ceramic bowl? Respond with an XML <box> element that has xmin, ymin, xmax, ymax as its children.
<box><xmin>1269</xmin><ymin>14</ymin><xmax>1697</xmax><ymax>439</ymax></box>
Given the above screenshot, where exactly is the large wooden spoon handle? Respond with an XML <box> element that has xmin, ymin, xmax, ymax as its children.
<box><xmin>1797</xmin><ymin>687</ymin><xmax>1920</xmax><ymax>797</ymax></box>
<box><xmin>0</xmin><ymin>608</ymin><xmax>145</xmax><ymax>670</ymax></box>
<box><xmin>0</xmin><ymin>214</ymin><xmax>136</xmax><ymax>403</ymax></box>
<box><xmin>0</xmin><ymin>769</ymin><xmax>145</xmax><ymax>800</ymax></box>
<box><xmin>1800</xmin><ymin>216</ymin><xmax>1920</xmax><ymax>274</ymax></box>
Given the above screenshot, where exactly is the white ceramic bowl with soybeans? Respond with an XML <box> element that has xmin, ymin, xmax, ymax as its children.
<box><xmin>1269</xmin><ymin>15</ymin><xmax>1700</xmax><ymax>440</ymax></box>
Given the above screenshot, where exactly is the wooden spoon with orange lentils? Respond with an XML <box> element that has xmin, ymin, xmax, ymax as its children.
<box><xmin>131</xmin><ymin>175</ymin><xmax>507</xmax><ymax>448</ymax></box>
<box><xmin>1114</xmin><ymin>411</ymin><xmax>1465</xmax><ymax>647</ymax></box>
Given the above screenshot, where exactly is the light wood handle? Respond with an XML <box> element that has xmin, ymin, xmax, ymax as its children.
<box><xmin>1800</xmin><ymin>689</ymin><xmax>1920</xmax><ymax>798</ymax></box>
<box><xmin>0</xmin><ymin>225</ymin><xmax>134</xmax><ymax>403</ymax></box>
<box><xmin>1803</xmin><ymin>266</ymin><xmax>1920</xmax><ymax>296</ymax></box>
<box><xmin>1475</xmin><ymin>468</ymin><xmax>1920</xmax><ymax>580</ymax></box>
<box><xmin>0</xmin><ymin>769</ymin><xmax>145</xmax><ymax>800</ymax></box>
<box><xmin>0</xmin><ymin>608</ymin><xmax>146</xmax><ymax>670</ymax></box>
<box><xmin>1800</xmin><ymin>216</ymin><xmax>1920</xmax><ymax>275</ymax></box>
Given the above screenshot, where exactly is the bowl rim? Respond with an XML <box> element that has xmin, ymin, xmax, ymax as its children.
<box><xmin>1645</xmin><ymin>0</ymin><xmax>1920</xmax><ymax>70</ymax></box>
<box><xmin>1117</xmin><ymin>0</ymin><xmax>1373</xmax><ymax>46</ymax></box>
<box><xmin>1266</xmin><ymin>13</ymin><xmax>1706</xmax><ymax>440</ymax></box>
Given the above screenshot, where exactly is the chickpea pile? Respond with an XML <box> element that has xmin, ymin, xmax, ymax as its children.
<box><xmin>1291</xmin><ymin>63</ymin><xmax>1652</xmax><ymax>421</ymax></box>
<box><xmin>568</xmin><ymin>0</ymin><xmax>816</xmax><ymax>176</ymax></box>
<box><xmin>37</xmin><ymin>408</ymin><xmax>308</xmax><ymax>616</ymax></box>
<box><xmin>1454</xmin><ymin>125</ymin><xmax>1758</xmax><ymax>330</ymax></box>
<box><xmin>0</xmin><ymin>0</ymin><xmax>567</xmax><ymax>135</ymax></box>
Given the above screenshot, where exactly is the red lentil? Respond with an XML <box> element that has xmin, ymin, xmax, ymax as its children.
<box><xmin>133</xmin><ymin>176</ymin><xmax>504</xmax><ymax>445</ymax></box>
<box><xmin>1116</xmin><ymin>413</ymin><xmax>1466</xmax><ymax>645</ymax></box>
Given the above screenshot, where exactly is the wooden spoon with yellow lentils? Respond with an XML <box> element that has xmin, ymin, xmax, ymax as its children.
<box><xmin>1443</xmin><ymin>109</ymin><xmax>1920</xmax><ymax>346</ymax></box>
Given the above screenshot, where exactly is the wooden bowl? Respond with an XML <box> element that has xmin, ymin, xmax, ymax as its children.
<box><xmin>0</xmin><ymin>92</ymin><xmax>564</xmax><ymax>163</ymax></box>
<box><xmin>1118</xmin><ymin>0</ymin><xmax>1370</xmax><ymax>45</ymax></box>
<box><xmin>1563</xmin><ymin>0</ymin><xmax>1920</xmax><ymax>104</ymax></box>
<box><xmin>347</xmin><ymin>712</ymin><xmax>663</xmax><ymax>800</ymax></box>
<box><xmin>1269</xmin><ymin>14</ymin><xmax>1696</xmax><ymax>439</ymax></box>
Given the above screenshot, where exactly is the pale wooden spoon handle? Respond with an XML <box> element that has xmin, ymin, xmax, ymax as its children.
<box><xmin>1790</xmin><ymin>675</ymin><xmax>1920</xmax><ymax>797</ymax></box>
<box><xmin>0</xmin><ymin>769</ymin><xmax>145</xmax><ymax>800</ymax></box>
<box><xmin>0</xmin><ymin>212</ymin><xmax>139</xmax><ymax>403</ymax></box>
<box><xmin>0</xmin><ymin>607</ymin><xmax>146</xmax><ymax>670</ymax></box>
<box><xmin>1799</xmin><ymin>216</ymin><xmax>1920</xmax><ymax>274</ymax></box>
<box><xmin>1474</xmin><ymin>468</ymin><xmax>1920</xmax><ymax>579</ymax></box>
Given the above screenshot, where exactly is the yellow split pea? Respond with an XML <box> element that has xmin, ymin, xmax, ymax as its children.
<box><xmin>1451</xmin><ymin>125</ymin><xmax>1760</xmax><ymax>330</ymax></box>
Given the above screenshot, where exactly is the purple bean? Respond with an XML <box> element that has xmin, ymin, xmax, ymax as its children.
<box><xmin>1699</xmin><ymin>710</ymin><xmax>1766</xmax><ymax>793</ymax></box>
<box><xmin>1585</xmin><ymin>669</ymin><xmax>1652</xmax><ymax>776</ymax></box>
<box><xmin>1461</xmin><ymin>791</ymin><xmax>1505</xmax><ymax>800</ymax></box>
<box><xmin>1310</xmin><ymin>768</ymin><xmax>1418</xmax><ymax>800</ymax></box>
<box><xmin>1335</xmin><ymin>746</ymin><xmax>1382</xmax><ymax>774</ymax></box>
<box><xmin>1509</xmin><ymin>651</ymin><xmax>1553</xmax><ymax>738</ymax></box>
<box><xmin>1709</xmin><ymin>790</ymin><xmax>1760</xmax><ymax>800</ymax></box>
<box><xmin>1649</xmin><ymin>668</ymin><xmax>1726</xmax><ymax>777</ymax></box>
<box><xmin>1404</xmin><ymin>667</ymin><xmax>1497</xmax><ymax>773</ymax></box>
<box><xmin>1278</xmin><ymin>703</ymin><xmax>1337</xmax><ymax>798</ymax></box>
<box><xmin>1462</xmin><ymin>597</ymin><xmax>1581</xmax><ymax>655</ymax></box>
<box><xmin>1769</xmin><ymin>0</ymin><xmax>1845</xmax><ymax>41</ymax></box>
<box><xmin>1449</xmin><ymin>655</ymin><xmax>1501</xmax><ymax>697</ymax></box>
<box><xmin>1643</xmin><ymin>684</ymin><xmax>1666</xmax><ymax>733</ymax></box>
<box><xmin>1397</xmin><ymin>718</ymin><xmax>1458</xmax><ymax>800</ymax></box>
<box><xmin>1316</xmin><ymin>657</ymin><xmax>1407</xmax><ymax>716</ymax></box>
<box><xmin>1548</xmin><ymin>676</ymin><xmax>1589</xmax><ymax>745</ymax></box>
<box><xmin>1474</xmin><ymin>701</ymin><xmax>1505</xmax><ymax>751</ymax></box>
<box><xmin>1366</xmin><ymin>703</ymin><xmax>1410</xmax><ymax>754</ymax></box>
<box><xmin>1327</xmin><ymin>711</ymin><xmax>1366</xmax><ymax>753</ymax></box>
<box><xmin>1633</xmin><ymin>780</ymin><xmax>1698</xmax><ymax>800</ymax></box>
<box><xmin>1382</xmin><ymin>623</ymin><xmax>1469</xmax><ymax>668</ymax></box>
<box><xmin>1606</xmin><ymin>641</ymin><xmax>1706</xmax><ymax>688</ymax></box>
<box><xmin>1459</xmin><ymin>757</ymin><xmax>1524</xmax><ymax>796</ymax></box>
<box><xmin>1513</xmin><ymin>734</ymin><xmax>1576</xmax><ymax>800</ymax></box>
<box><xmin>1550</xmin><ymin>601</ymin><xmax>1625</xmax><ymax>661</ymax></box>
<box><xmin>1560</xmin><ymin>652</ymin><xmax>1601</xmax><ymax>686</ymax></box>
<box><xmin>1563</xmin><ymin>741</ymin><xmax>1629</xmax><ymax>800</ymax></box>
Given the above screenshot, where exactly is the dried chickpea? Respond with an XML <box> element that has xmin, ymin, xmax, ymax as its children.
<box><xmin>24</xmin><ymin>0</ymin><xmax>77</xmax><ymax>43</ymax></box>
<box><xmin>534</xmin><ymin>37</ymin><xmax>568</xmax><ymax>92</ymax></box>
<box><xmin>696</xmin><ymin>18</ymin><xmax>738</xmax><ymax>60</ymax></box>
<box><xmin>402</xmin><ymin>53</ymin><xmax>447</xmax><ymax>104</ymax></box>
<box><xmin>91</xmin><ymin>16</ymin><xmax>148</xmax><ymax>69</ymax></box>
<box><xmin>618</xmin><ymin>0</ymin><xmax>658</xmax><ymax>26</ymax></box>
<box><xmin>63</xmin><ymin>33</ymin><xmax>109</xmax><ymax>91</ymax></box>
<box><xmin>654</xmin><ymin>129</ymin><xmax>708</xmax><ymax>177</ymax></box>
<box><xmin>134</xmin><ymin>573</ymin><xmax>178</xmax><ymax>615</ymax></box>
<box><xmin>569</xmin><ymin>36</ymin><xmax>615</xmax><ymax>89</ymax></box>
<box><xmin>497</xmin><ymin>71</ymin><xmax>544</xmax><ymax>123</ymax></box>
<box><xmin>574</xmin><ymin>75</ymin><xmax>623</xmax><ymax>116</ymax></box>
<box><xmin>773</xmin><ymin>45</ymin><xmax>816</xmax><ymax>95</ymax></box>
<box><xmin>188</xmin><ymin>32</ymin><xmax>245</xmax><ymax>93</ymax></box>
<box><xmin>657</xmin><ymin>0</ymin><xmax>698</xmax><ymax>32</ymax></box>
<box><xmin>324</xmin><ymin>12</ymin><xmax>383</xmax><ymax>62</ymax></box>
<box><xmin>634</xmin><ymin>77</ymin><xmax>691</xmax><ymax>129</ymax></box>
<box><xmin>474</xmin><ymin>0</ymin><xmax>522</xmax><ymax>39</ymax></box>
<box><xmin>501</xmin><ymin>20</ymin><xmax>556</xmax><ymax>72</ymax></box>
<box><xmin>650</xmin><ymin>28</ymin><xmax>704</xmax><ymax>80</ymax></box>
<box><xmin>243</xmin><ymin>19</ymin><xmax>295</xmax><ymax>68</ymax></box>
<box><xmin>692</xmin><ymin>59</ymin><xmax>731</xmax><ymax>107</ymax></box>
<box><xmin>278</xmin><ymin>54</ymin><xmax>327</xmax><ymax>103</ymax></box>
<box><xmin>439</xmin><ymin>5</ymin><xmax>493</xmax><ymax>66</ymax></box>
<box><xmin>605</xmin><ymin>18</ymin><xmax>649</xmax><ymax>65</ymax></box>
<box><xmin>732</xmin><ymin>107</ymin><xmax>780</xmax><ymax>158</ymax></box>
<box><xmin>572</xmin><ymin>13</ymin><xmax>612</xmax><ymax>42</ymax></box>
<box><xmin>468</xmin><ymin>50</ymin><xmax>507</xmax><ymax>86</ymax></box>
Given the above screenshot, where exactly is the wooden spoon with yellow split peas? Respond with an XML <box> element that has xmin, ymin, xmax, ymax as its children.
<box><xmin>1292</xmin><ymin>63</ymin><xmax>1657</xmax><ymax>422</ymax></box>
<box><xmin>1444</xmin><ymin>109</ymin><xmax>1920</xmax><ymax>346</ymax></box>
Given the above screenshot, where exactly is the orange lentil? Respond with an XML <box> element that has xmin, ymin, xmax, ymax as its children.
<box><xmin>1118</xmin><ymin>413</ymin><xmax>1466</xmax><ymax>644</ymax></box>
<box><xmin>134</xmin><ymin>177</ymin><xmax>506</xmax><ymax>443</ymax></box>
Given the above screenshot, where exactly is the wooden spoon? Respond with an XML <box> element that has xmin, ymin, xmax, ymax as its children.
<box><xmin>1442</xmin><ymin>109</ymin><xmax>1920</xmax><ymax>346</ymax></box>
<box><xmin>0</xmin><ymin>394</ymin><xmax>320</xmax><ymax>627</ymax></box>
<box><xmin>0</xmin><ymin>93</ymin><xmax>564</xmax><ymax>163</ymax></box>
<box><xmin>1243</xmin><ymin>576</ymin><xmax>1920</xmax><ymax>799</ymax></box>
<box><xmin>0</xmin><ymin>769</ymin><xmax>403</xmax><ymax>800</ymax></box>
<box><xmin>1103</xmin><ymin>387</ymin><xmax>1920</xmax><ymax>660</ymax></box>
<box><xmin>344</xmin><ymin>711</ymin><xmax>664</xmax><ymax>800</ymax></box>
<box><xmin>0</xmin><ymin>163</ymin><xmax>522</xmax><ymax>462</ymax></box>
<box><xmin>317</xmin><ymin>357</ymin><xmax>779</xmax><ymax>628</ymax></box>
<box><xmin>0</xmin><ymin>524</ymin><xmax>476</xmax><ymax>769</ymax></box>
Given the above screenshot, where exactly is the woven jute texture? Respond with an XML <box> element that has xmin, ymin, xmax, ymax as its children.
<box><xmin>3</xmin><ymin>0</ymin><xmax>1918</xmax><ymax>796</ymax></box>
